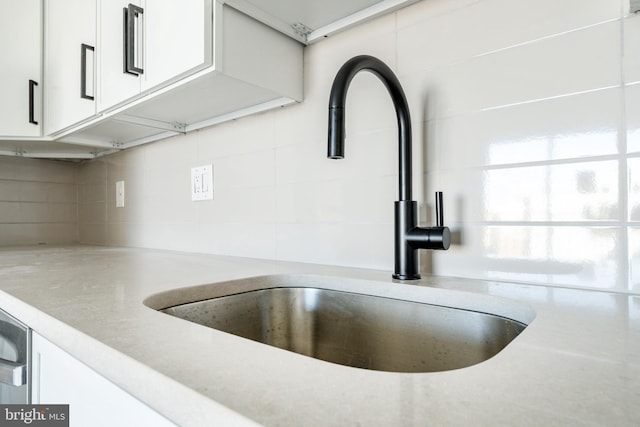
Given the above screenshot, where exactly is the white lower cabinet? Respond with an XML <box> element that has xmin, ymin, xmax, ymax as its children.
<box><xmin>31</xmin><ymin>332</ymin><xmax>176</xmax><ymax>427</ymax></box>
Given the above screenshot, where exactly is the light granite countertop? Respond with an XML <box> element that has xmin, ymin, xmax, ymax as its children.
<box><xmin>0</xmin><ymin>245</ymin><xmax>638</xmax><ymax>426</ymax></box>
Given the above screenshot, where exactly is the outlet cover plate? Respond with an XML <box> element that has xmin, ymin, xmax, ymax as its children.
<box><xmin>191</xmin><ymin>165</ymin><xmax>213</xmax><ymax>201</ymax></box>
<box><xmin>116</xmin><ymin>181</ymin><xmax>125</xmax><ymax>208</ymax></box>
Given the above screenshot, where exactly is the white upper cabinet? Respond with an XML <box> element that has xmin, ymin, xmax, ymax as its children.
<box><xmin>0</xmin><ymin>0</ymin><xmax>418</xmax><ymax>158</ymax></box>
<box><xmin>44</xmin><ymin>0</ymin><xmax>97</xmax><ymax>135</ymax></box>
<box><xmin>142</xmin><ymin>0</ymin><xmax>211</xmax><ymax>90</ymax></box>
<box><xmin>97</xmin><ymin>0</ymin><xmax>211</xmax><ymax>113</ymax></box>
<box><xmin>0</xmin><ymin>0</ymin><xmax>42</xmax><ymax>138</ymax></box>
<box><xmin>97</xmin><ymin>0</ymin><xmax>141</xmax><ymax>112</ymax></box>
<box><xmin>59</xmin><ymin>1</ymin><xmax>303</xmax><ymax>149</ymax></box>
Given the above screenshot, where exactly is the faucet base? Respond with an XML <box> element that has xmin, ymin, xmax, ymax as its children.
<box><xmin>394</xmin><ymin>200</ymin><xmax>421</xmax><ymax>280</ymax></box>
<box><xmin>394</xmin><ymin>200</ymin><xmax>451</xmax><ymax>280</ymax></box>
<box><xmin>392</xmin><ymin>273</ymin><xmax>421</xmax><ymax>280</ymax></box>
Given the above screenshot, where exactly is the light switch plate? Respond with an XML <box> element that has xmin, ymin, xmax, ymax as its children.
<box><xmin>191</xmin><ymin>165</ymin><xmax>213</xmax><ymax>201</ymax></box>
<box><xmin>116</xmin><ymin>181</ymin><xmax>125</xmax><ymax>208</ymax></box>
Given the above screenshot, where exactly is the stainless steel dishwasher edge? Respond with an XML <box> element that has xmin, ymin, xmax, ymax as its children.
<box><xmin>0</xmin><ymin>308</ymin><xmax>30</xmax><ymax>403</ymax></box>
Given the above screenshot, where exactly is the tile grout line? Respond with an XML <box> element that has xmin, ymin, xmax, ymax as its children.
<box><xmin>619</xmin><ymin>6</ymin><xmax>632</xmax><ymax>292</ymax></box>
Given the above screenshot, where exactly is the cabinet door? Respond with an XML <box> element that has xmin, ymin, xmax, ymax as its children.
<box><xmin>98</xmin><ymin>0</ymin><xmax>210</xmax><ymax>113</ymax></box>
<box><xmin>0</xmin><ymin>0</ymin><xmax>42</xmax><ymax>137</ymax></box>
<box><xmin>31</xmin><ymin>332</ymin><xmax>176</xmax><ymax>427</ymax></box>
<box><xmin>44</xmin><ymin>0</ymin><xmax>97</xmax><ymax>135</ymax></box>
<box><xmin>142</xmin><ymin>0</ymin><xmax>211</xmax><ymax>91</ymax></box>
<box><xmin>97</xmin><ymin>0</ymin><xmax>142</xmax><ymax>112</ymax></box>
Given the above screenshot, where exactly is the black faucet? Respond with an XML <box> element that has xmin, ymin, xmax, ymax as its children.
<box><xmin>327</xmin><ymin>55</ymin><xmax>450</xmax><ymax>280</ymax></box>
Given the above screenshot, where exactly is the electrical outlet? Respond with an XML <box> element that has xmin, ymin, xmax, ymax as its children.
<box><xmin>116</xmin><ymin>181</ymin><xmax>125</xmax><ymax>208</ymax></box>
<box><xmin>191</xmin><ymin>165</ymin><xmax>213</xmax><ymax>201</ymax></box>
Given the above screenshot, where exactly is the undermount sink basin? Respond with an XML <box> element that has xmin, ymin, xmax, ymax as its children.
<box><xmin>150</xmin><ymin>276</ymin><xmax>531</xmax><ymax>373</ymax></box>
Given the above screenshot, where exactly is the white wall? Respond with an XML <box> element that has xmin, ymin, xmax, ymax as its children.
<box><xmin>78</xmin><ymin>0</ymin><xmax>640</xmax><ymax>294</ymax></box>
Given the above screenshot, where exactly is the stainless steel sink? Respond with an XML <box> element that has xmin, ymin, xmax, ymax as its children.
<box><xmin>158</xmin><ymin>286</ymin><xmax>528</xmax><ymax>373</ymax></box>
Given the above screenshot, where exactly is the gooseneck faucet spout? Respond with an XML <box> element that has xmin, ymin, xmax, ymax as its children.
<box><xmin>328</xmin><ymin>55</ymin><xmax>413</xmax><ymax>202</ymax></box>
<box><xmin>327</xmin><ymin>55</ymin><xmax>450</xmax><ymax>280</ymax></box>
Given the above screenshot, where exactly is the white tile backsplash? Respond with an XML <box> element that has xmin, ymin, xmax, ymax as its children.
<box><xmin>624</xmin><ymin>11</ymin><xmax>640</xmax><ymax>84</ymax></box>
<box><xmin>626</xmin><ymin>157</ymin><xmax>640</xmax><ymax>220</ymax></box>
<box><xmin>412</xmin><ymin>20</ymin><xmax>621</xmax><ymax>120</ymax></box>
<box><xmin>626</xmin><ymin>83</ymin><xmax>640</xmax><ymax>153</ymax></box>
<box><xmin>629</xmin><ymin>227</ymin><xmax>640</xmax><ymax>291</ymax></box>
<box><xmin>397</xmin><ymin>0</ymin><xmax>623</xmax><ymax>68</ymax></box>
<box><xmin>0</xmin><ymin>157</ymin><xmax>78</xmax><ymax>246</ymax></box>
<box><xmin>432</xmin><ymin>87</ymin><xmax>621</xmax><ymax>170</ymax></box>
<box><xmin>434</xmin><ymin>225</ymin><xmax>623</xmax><ymax>290</ymax></box>
<box><xmin>74</xmin><ymin>0</ymin><xmax>640</xmax><ymax>294</ymax></box>
<box><xmin>482</xmin><ymin>160</ymin><xmax>619</xmax><ymax>222</ymax></box>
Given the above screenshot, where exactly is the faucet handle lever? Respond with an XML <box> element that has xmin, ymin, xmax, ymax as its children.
<box><xmin>435</xmin><ymin>191</ymin><xmax>444</xmax><ymax>227</ymax></box>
